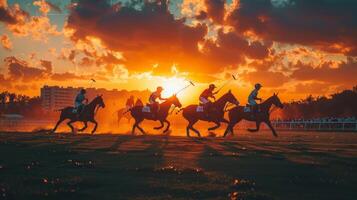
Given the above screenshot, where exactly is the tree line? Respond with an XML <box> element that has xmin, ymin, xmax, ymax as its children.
<box><xmin>278</xmin><ymin>86</ymin><xmax>357</xmax><ymax>120</ymax></box>
<box><xmin>0</xmin><ymin>91</ymin><xmax>43</xmax><ymax>118</ymax></box>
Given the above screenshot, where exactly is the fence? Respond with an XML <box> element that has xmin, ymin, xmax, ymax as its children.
<box><xmin>271</xmin><ymin>121</ymin><xmax>357</xmax><ymax>132</ymax></box>
<box><xmin>0</xmin><ymin>119</ymin><xmax>55</xmax><ymax>132</ymax></box>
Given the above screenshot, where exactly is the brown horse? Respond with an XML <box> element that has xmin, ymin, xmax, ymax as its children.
<box><xmin>116</xmin><ymin>108</ymin><xmax>132</xmax><ymax>125</ymax></box>
<box><xmin>223</xmin><ymin>93</ymin><xmax>283</xmax><ymax>137</ymax></box>
<box><xmin>129</xmin><ymin>95</ymin><xmax>182</xmax><ymax>135</ymax></box>
<box><xmin>52</xmin><ymin>95</ymin><xmax>105</xmax><ymax>134</ymax></box>
<box><xmin>179</xmin><ymin>90</ymin><xmax>239</xmax><ymax>137</ymax></box>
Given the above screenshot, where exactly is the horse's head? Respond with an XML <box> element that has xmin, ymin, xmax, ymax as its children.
<box><xmin>272</xmin><ymin>93</ymin><xmax>284</xmax><ymax>109</ymax></box>
<box><xmin>168</xmin><ymin>94</ymin><xmax>182</xmax><ymax>108</ymax></box>
<box><xmin>222</xmin><ymin>90</ymin><xmax>240</xmax><ymax>105</ymax></box>
<box><xmin>94</xmin><ymin>95</ymin><xmax>105</xmax><ymax>108</ymax></box>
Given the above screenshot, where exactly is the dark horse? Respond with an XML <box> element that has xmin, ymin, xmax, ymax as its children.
<box><xmin>223</xmin><ymin>93</ymin><xmax>283</xmax><ymax>137</ymax></box>
<box><xmin>129</xmin><ymin>95</ymin><xmax>182</xmax><ymax>135</ymax></box>
<box><xmin>179</xmin><ymin>90</ymin><xmax>239</xmax><ymax>137</ymax></box>
<box><xmin>52</xmin><ymin>95</ymin><xmax>105</xmax><ymax>134</ymax></box>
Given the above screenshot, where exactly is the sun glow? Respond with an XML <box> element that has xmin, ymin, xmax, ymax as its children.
<box><xmin>161</xmin><ymin>77</ymin><xmax>189</xmax><ymax>98</ymax></box>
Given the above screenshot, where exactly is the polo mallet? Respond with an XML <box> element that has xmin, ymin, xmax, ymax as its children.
<box><xmin>170</xmin><ymin>80</ymin><xmax>195</xmax><ymax>114</ymax></box>
<box><xmin>89</xmin><ymin>78</ymin><xmax>96</xmax><ymax>88</ymax></box>
<box><xmin>175</xmin><ymin>80</ymin><xmax>195</xmax><ymax>95</ymax></box>
<box><xmin>216</xmin><ymin>74</ymin><xmax>237</xmax><ymax>93</ymax></box>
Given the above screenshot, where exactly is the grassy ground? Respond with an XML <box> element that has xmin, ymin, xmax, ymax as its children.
<box><xmin>0</xmin><ymin>131</ymin><xmax>356</xmax><ymax>200</ymax></box>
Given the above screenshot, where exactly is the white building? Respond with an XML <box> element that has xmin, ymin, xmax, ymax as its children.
<box><xmin>41</xmin><ymin>86</ymin><xmax>79</xmax><ymax>111</ymax></box>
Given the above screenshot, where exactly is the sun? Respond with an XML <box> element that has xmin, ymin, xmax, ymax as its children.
<box><xmin>161</xmin><ymin>77</ymin><xmax>188</xmax><ymax>98</ymax></box>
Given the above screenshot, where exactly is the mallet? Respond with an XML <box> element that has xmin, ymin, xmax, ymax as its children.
<box><xmin>216</xmin><ymin>74</ymin><xmax>237</xmax><ymax>93</ymax></box>
<box><xmin>175</xmin><ymin>80</ymin><xmax>195</xmax><ymax>95</ymax></box>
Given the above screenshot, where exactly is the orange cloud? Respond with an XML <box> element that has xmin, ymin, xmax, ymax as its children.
<box><xmin>0</xmin><ymin>34</ymin><xmax>12</xmax><ymax>50</ymax></box>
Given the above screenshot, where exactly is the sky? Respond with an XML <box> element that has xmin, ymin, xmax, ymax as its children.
<box><xmin>0</xmin><ymin>0</ymin><xmax>356</xmax><ymax>104</ymax></box>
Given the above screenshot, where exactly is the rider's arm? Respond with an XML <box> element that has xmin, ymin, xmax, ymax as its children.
<box><xmin>210</xmin><ymin>93</ymin><xmax>216</xmax><ymax>100</ymax></box>
<box><xmin>159</xmin><ymin>95</ymin><xmax>167</xmax><ymax>101</ymax></box>
<box><xmin>254</xmin><ymin>96</ymin><xmax>262</xmax><ymax>101</ymax></box>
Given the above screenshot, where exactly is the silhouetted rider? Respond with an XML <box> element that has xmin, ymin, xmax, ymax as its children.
<box><xmin>149</xmin><ymin>86</ymin><xmax>167</xmax><ymax>117</ymax></box>
<box><xmin>248</xmin><ymin>83</ymin><xmax>262</xmax><ymax>117</ymax></box>
<box><xmin>199</xmin><ymin>84</ymin><xmax>218</xmax><ymax>115</ymax></box>
<box><xmin>74</xmin><ymin>89</ymin><xmax>88</xmax><ymax>117</ymax></box>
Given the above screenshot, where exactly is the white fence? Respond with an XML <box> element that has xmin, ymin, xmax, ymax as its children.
<box><xmin>271</xmin><ymin>121</ymin><xmax>357</xmax><ymax>132</ymax></box>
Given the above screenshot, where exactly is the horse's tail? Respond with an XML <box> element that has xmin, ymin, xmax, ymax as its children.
<box><xmin>123</xmin><ymin>108</ymin><xmax>132</xmax><ymax>115</ymax></box>
<box><xmin>175</xmin><ymin>108</ymin><xmax>184</xmax><ymax>115</ymax></box>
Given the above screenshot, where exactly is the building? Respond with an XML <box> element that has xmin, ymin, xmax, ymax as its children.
<box><xmin>40</xmin><ymin>85</ymin><xmax>151</xmax><ymax>111</ymax></box>
<box><xmin>41</xmin><ymin>86</ymin><xmax>79</xmax><ymax>111</ymax></box>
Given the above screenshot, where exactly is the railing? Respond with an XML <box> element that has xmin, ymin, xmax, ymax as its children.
<box><xmin>271</xmin><ymin>121</ymin><xmax>357</xmax><ymax>132</ymax></box>
<box><xmin>0</xmin><ymin>119</ymin><xmax>55</xmax><ymax>132</ymax></box>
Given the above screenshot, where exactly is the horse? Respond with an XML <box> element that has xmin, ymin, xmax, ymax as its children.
<box><xmin>129</xmin><ymin>95</ymin><xmax>182</xmax><ymax>135</ymax></box>
<box><xmin>223</xmin><ymin>93</ymin><xmax>284</xmax><ymax>137</ymax></box>
<box><xmin>116</xmin><ymin>99</ymin><xmax>143</xmax><ymax>125</ymax></box>
<box><xmin>116</xmin><ymin>108</ymin><xmax>132</xmax><ymax>125</ymax></box>
<box><xmin>178</xmin><ymin>90</ymin><xmax>239</xmax><ymax>137</ymax></box>
<box><xmin>52</xmin><ymin>95</ymin><xmax>105</xmax><ymax>134</ymax></box>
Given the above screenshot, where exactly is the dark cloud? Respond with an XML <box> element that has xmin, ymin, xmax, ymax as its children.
<box><xmin>45</xmin><ymin>0</ymin><xmax>62</xmax><ymax>13</ymax></box>
<box><xmin>241</xmin><ymin>70</ymin><xmax>289</xmax><ymax>87</ymax></box>
<box><xmin>291</xmin><ymin>58</ymin><xmax>357</xmax><ymax>85</ymax></box>
<box><xmin>40</xmin><ymin>60</ymin><xmax>52</xmax><ymax>72</ymax></box>
<box><xmin>227</xmin><ymin>0</ymin><xmax>357</xmax><ymax>55</ymax></box>
<box><xmin>51</xmin><ymin>72</ymin><xmax>86</xmax><ymax>81</ymax></box>
<box><xmin>4</xmin><ymin>56</ymin><xmax>50</xmax><ymax>81</ymax></box>
<box><xmin>66</xmin><ymin>0</ymin><xmax>271</xmax><ymax>76</ymax></box>
<box><xmin>0</xmin><ymin>1</ymin><xmax>29</xmax><ymax>24</ymax></box>
<box><xmin>204</xmin><ymin>0</ymin><xmax>225</xmax><ymax>24</ymax></box>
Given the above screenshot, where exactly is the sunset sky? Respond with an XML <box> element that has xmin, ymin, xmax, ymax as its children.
<box><xmin>0</xmin><ymin>0</ymin><xmax>356</xmax><ymax>104</ymax></box>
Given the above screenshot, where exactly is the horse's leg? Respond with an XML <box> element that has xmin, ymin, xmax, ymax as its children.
<box><xmin>208</xmin><ymin>121</ymin><xmax>220</xmax><ymax>131</ymax></box>
<box><xmin>223</xmin><ymin>123</ymin><xmax>233</xmax><ymax>137</ymax></box>
<box><xmin>67</xmin><ymin>120</ymin><xmax>75</xmax><ymax>134</ymax></box>
<box><xmin>90</xmin><ymin>120</ymin><xmax>98</xmax><ymax>134</ymax></box>
<box><xmin>131</xmin><ymin>122</ymin><xmax>137</xmax><ymax>135</ymax></box>
<box><xmin>224</xmin><ymin>118</ymin><xmax>242</xmax><ymax>137</ymax></box>
<box><xmin>265</xmin><ymin>120</ymin><xmax>278</xmax><ymax>137</ymax></box>
<box><xmin>189</xmin><ymin>120</ymin><xmax>200</xmax><ymax>137</ymax></box>
<box><xmin>78</xmin><ymin>122</ymin><xmax>88</xmax><ymax>132</ymax></box>
<box><xmin>153</xmin><ymin>120</ymin><xmax>164</xmax><ymax>130</ymax></box>
<box><xmin>230</xmin><ymin>119</ymin><xmax>242</xmax><ymax>135</ymax></box>
<box><xmin>52</xmin><ymin>118</ymin><xmax>65</xmax><ymax>133</ymax></box>
<box><xmin>248</xmin><ymin>121</ymin><xmax>261</xmax><ymax>132</ymax></box>
<box><xmin>135</xmin><ymin>119</ymin><xmax>146</xmax><ymax>135</ymax></box>
<box><xmin>163</xmin><ymin>119</ymin><xmax>170</xmax><ymax>133</ymax></box>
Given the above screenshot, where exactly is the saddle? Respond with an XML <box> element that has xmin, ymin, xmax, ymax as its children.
<box><xmin>142</xmin><ymin>104</ymin><xmax>151</xmax><ymax>113</ymax></box>
<box><xmin>244</xmin><ymin>104</ymin><xmax>260</xmax><ymax>113</ymax></box>
<box><xmin>196</xmin><ymin>106</ymin><xmax>204</xmax><ymax>112</ymax></box>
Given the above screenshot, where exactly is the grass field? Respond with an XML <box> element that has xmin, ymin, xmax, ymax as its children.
<box><xmin>0</xmin><ymin>131</ymin><xmax>356</xmax><ymax>200</ymax></box>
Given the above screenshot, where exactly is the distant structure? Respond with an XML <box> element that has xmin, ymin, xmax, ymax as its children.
<box><xmin>40</xmin><ymin>85</ymin><xmax>151</xmax><ymax>111</ymax></box>
<box><xmin>41</xmin><ymin>86</ymin><xmax>79</xmax><ymax>111</ymax></box>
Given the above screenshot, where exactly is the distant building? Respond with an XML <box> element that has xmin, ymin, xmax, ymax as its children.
<box><xmin>41</xmin><ymin>86</ymin><xmax>79</xmax><ymax>111</ymax></box>
<box><xmin>40</xmin><ymin>85</ymin><xmax>151</xmax><ymax>111</ymax></box>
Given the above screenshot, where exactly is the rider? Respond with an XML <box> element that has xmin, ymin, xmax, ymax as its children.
<box><xmin>126</xmin><ymin>95</ymin><xmax>135</xmax><ymax>111</ymax></box>
<box><xmin>149</xmin><ymin>86</ymin><xmax>167</xmax><ymax>117</ymax></box>
<box><xmin>248</xmin><ymin>83</ymin><xmax>262</xmax><ymax>117</ymax></box>
<box><xmin>74</xmin><ymin>88</ymin><xmax>88</xmax><ymax>117</ymax></box>
<box><xmin>199</xmin><ymin>84</ymin><xmax>218</xmax><ymax>115</ymax></box>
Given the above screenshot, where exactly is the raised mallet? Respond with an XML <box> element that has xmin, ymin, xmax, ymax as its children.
<box><xmin>175</xmin><ymin>80</ymin><xmax>195</xmax><ymax>95</ymax></box>
<box><xmin>216</xmin><ymin>74</ymin><xmax>237</xmax><ymax>93</ymax></box>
